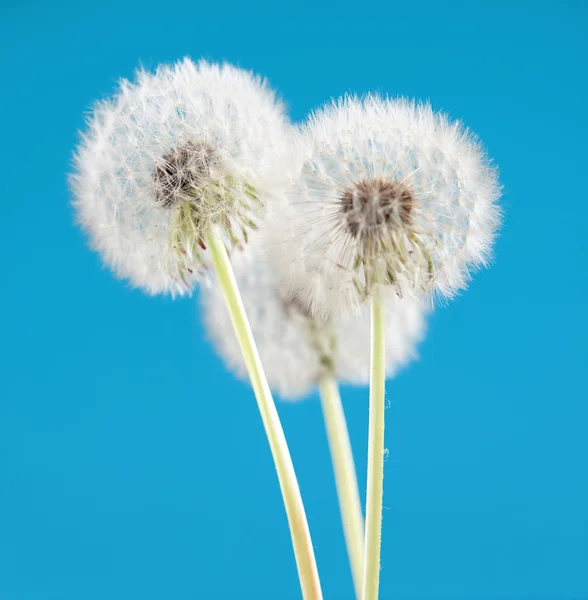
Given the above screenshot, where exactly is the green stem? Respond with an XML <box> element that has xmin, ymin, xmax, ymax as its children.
<box><xmin>206</xmin><ymin>225</ymin><xmax>323</xmax><ymax>600</ymax></box>
<box><xmin>318</xmin><ymin>375</ymin><xmax>364</xmax><ymax>599</ymax></box>
<box><xmin>362</xmin><ymin>295</ymin><xmax>386</xmax><ymax>600</ymax></box>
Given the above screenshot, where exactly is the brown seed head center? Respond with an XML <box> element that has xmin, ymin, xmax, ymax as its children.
<box><xmin>153</xmin><ymin>141</ymin><xmax>219</xmax><ymax>208</ymax></box>
<box><xmin>340</xmin><ymin>178</ymin><xmax>413</xmax><ymax>238</ymax></box>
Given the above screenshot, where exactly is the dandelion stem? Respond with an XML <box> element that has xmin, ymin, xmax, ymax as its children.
<box><xmin>206</xmin><ymin>225</ymin><xmax>323</xmax><ymax>600</ymax></box>
<box><xmin>362</xmin><ymin>294</ymin><xmax>386</xmax><ymax>600</ymax></box>
<box><xmin>318</xmin><ymin>375</ymin><xmax>364</xmax><ymax>599</ymax></box>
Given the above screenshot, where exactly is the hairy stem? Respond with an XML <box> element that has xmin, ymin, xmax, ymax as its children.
<box><xmin>319</xmin><ymin>375</ymin><xmax>364</xmax><ymax>599</ymax></box>
<box><xmin>206</xmin><ymin>225</ymin><xmax>323</xmax><ymax>600</ymax></box>
<box><xmin>362</xmin><ymin>295</ymin><xmax>386</xmax><ymax>600</ymax></box>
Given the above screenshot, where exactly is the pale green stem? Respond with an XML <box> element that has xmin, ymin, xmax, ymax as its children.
<box><xmin>362</xmin><ymin>295</ymin><xmax>386</xmax><ymax>600</ymax></box>
<box><xmin>206</xmin><ymin>225</ymin><xmax>323</xmax><ymax>600</ymax></box>
<box><xmin>318</xmin><ymin>375</ymin><xmax>365</xmax><ymax>599</ymax></box>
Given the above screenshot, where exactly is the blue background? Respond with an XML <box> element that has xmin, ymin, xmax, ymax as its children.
<box><xmin>0</xmin><ymin>1</ymin><xmax>586</xmax><ymax>598</ymax></box>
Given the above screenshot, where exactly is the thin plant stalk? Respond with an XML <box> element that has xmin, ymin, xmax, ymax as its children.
<box><xmin>362</xmin><ymin>295</ymin><xmax>386</xmax><ymax>600</ymax></box>
<box><xmin>318</xmin><ymin>375</ymin><xmax>364</xmax><ymax>599</ymax></box>
<box><xmin>206</xmin><ymin>224</ymin><xmax>323</xmax><ymax>600</ymax></box>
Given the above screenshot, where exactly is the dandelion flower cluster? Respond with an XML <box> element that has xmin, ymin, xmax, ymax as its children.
<box><xmin>71</xmin><ymin>56</ymin><xmax>503</xmax><ymax>600</ymax></box>
<box><xmin>270</xmin><ymin>96</ymin><xmax>501</xmax><ymax>318</ymax></box>
<box><xmin>71</xmin><ymin>58</ymin><xmax>289</xmax><ymax>296</ymax></box>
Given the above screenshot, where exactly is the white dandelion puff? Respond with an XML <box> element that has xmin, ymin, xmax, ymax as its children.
<box><xmin>263</xmin><ymin>95</ymin><xmax>501</xmax><ymax>600</ymax></box>
<box><xmin>71</xmin><ymin>58</ymin><xmax>289</xmax><ymax>296</ymax></box>
<box><xmin>71</xmin><ymin>61</ymin><xmax>323</xmax><ymax>597</ymax></box>
<box><xmin>201</xmin><ymin>236</ymin><xmax>426</xmax><ymax>400</ymax></box>
<box><xmin>271</xmin><ymin>95</ymin><xmax>502</xmax><ymax>318</ymax></box>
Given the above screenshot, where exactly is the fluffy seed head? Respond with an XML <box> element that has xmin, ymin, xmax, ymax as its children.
<box><xmin>201</xmin><ymin>237</ymin><xmax>426</xmax><ymax>400</ymax></box>
<box><xmin>270</xmin><ymin>95</ymin><xmax>501</xmax><ymax>318</ymax></box>
<box><xmin>71</xmin><ymin>58</ymin><xmax>289</xmax><ymax>296</ymax></box>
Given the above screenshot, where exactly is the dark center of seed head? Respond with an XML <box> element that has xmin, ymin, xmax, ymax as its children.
<box><xmin>153</xmin><ymin>141</ymin><xmax>219</xmax><ymax>208</ymax></box>
<box><xmin>340</xmin><ymin>178</ymin><xmax>413</xmax><ymax>239</ymax></box>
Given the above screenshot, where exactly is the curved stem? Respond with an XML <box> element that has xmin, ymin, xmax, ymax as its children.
<box><xmin>319</xmin><ymin>375</ymin><xmax>364</xmax><ymax>599</ymax></box>
<box><xmin>206</xmin><ymin>225</ymin><xmax>323</xmax><ymax>600</ymax></box>
<box><xmin>362</xmin><ymin>295</ymin><xmax>386</xmax><ymax>600</ymax></box>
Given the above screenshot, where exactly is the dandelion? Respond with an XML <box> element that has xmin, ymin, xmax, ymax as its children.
<box><xmin>271</xmin><ymin>96</ymin><xmax>501</xmax><ymax>600</ymax></box>
<box><xmin>202</xmin><ymin>236</ymin><xmax>426</xmax><ymax>597</ymax></box>
<box><xmin>71</xmin><ymin>58</ymin><xmax>322</xmax><ymax>600</ymax></box>
<box><xmin>272</xmin><ymin>96</ymin><xmax>501</xmax><ymax>319</ymax></box>
<box><xmin>71</xmin><ymin>58</ymin><xmax>288</xmax><ymax>295</ymax></box>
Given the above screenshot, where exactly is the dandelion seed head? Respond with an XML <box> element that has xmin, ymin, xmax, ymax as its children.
<box><xmin>71</xmin><ymin>58</ymin><xmax>289</xmax><ymax>296</ymax></box>
<box><xmin>269</xmin><ymin>95</ymin><xmax>501</xmax><ymax>318</ymax></box>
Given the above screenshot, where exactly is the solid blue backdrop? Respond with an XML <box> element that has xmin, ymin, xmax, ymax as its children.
<box><xmin>0</xmin><ymin>1</ymin><xmax>586</xmax><ymax>598</ymax></box>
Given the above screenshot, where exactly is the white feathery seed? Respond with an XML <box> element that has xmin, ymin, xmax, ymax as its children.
<box><xmin>201</xmin><ymin>237</ymin><xmax>426</xmax><ymax>400</ymax></box>
<box><xmin>71</xmin><ymin>58</ymin><xmax>289</xmax><ymax>296</ymax></box>
<box><xmin>269</xmin><ymin>96</ymin><xmax>501</xmax><ymax>318</ymax></box>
